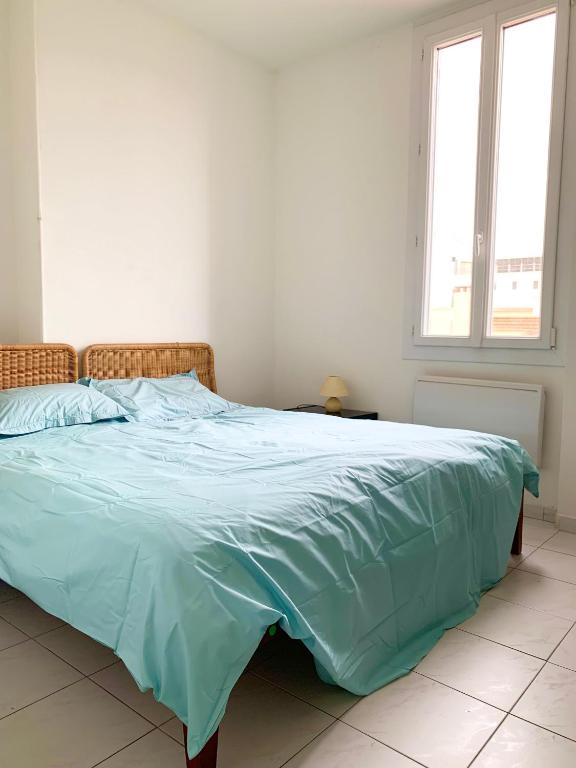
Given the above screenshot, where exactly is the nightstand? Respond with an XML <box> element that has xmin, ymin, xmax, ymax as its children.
<box><xmin>284</xmin><ymin>405</ymin><xmax>378</xmax><ymax>420</ymax></box>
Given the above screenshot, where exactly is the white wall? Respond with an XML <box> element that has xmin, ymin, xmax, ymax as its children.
<box><xmin>0</xmin><ymin>0</ymin><xmax>44</xmax><ymax>345</ymax></box>
<box><xmin>274</xmin><ymin>27</ymin><xmax>566</xmax><ymax>512</ymax></box>
<box><xmin>34</xmin><ymin>0</ymin><xmax>274</xmax><ymax>405</ymax></box>
<box><xmin>7</xmin><ymin>0</ymin><xmax>44</xmax><ymax>343</ymax></box>
<box><xmin>556</xmin><ymin>9</ymin><xmax>576</xmax><ymax>532</ymax></box>
<box><xmin>0</xmin><ymin>0</ymin><xmax>18</xmax><ymax>343</ymax></box>
<box><xmin>0</xmin><ymin>0</ymin><xmax>19</xmax><ymax>344</ymax></box>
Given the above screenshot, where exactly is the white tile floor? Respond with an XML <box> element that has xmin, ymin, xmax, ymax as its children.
<box><xmin>1</xmin><ymin>518</ymin><xmax>575</xmax><ymax>767</ymax></box>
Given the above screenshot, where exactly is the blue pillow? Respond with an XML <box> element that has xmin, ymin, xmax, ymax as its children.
<box><xmin>77</xmin><ymin>369</ymin><xmax>199</xmax><ymax>388</ymax></box>
<box><xmin>0</xmin><ymin>383</ymin><xmax>129</xmax><ymax>436</ymax></box>
<box><xmin>87</xmin><ymin>374</ymin><xmax>234</xmax><ymax>423</ymax></box>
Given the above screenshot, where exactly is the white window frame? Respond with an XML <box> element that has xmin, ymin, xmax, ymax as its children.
<box><xmin>404</xmin><ymin>0</ymin><xmax>570</xmax><ymax>366</ymax></box>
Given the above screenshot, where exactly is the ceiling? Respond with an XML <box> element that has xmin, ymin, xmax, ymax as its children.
<box><xmin>140</xmin><ymin>0</ymin><xmax>462</xmax><ymax>68</ymax></box>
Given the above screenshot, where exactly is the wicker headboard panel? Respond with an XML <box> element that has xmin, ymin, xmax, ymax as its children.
<box><xmin>0</xmin><ymin>344</ymin><xmax>78</xmax><ymax>390</ymax></box>
<box><xmin>82</xmin><ymin>343</ymin><xmax>217</xmax><ymax>393</ymax></box>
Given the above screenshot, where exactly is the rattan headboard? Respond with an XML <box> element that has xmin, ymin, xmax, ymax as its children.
<box><xmin>0</xmin><ymin>344</ymin><xmax>78</xmax><ymax>390</ymax></box>
<box><xmin>82</xmin><ymin>343</ymin><xmax>217</xmax><ymax>393</ymax></box>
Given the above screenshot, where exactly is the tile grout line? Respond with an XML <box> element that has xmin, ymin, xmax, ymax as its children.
<box><xmin>29</xmin><ymin>636</ymin><xmax>88</xmax><ymax>679</ymax></box>
<box><xmin>492</xmin><ymin>527</ymin><xmax>576</xmax><ymax>621</ymax></box>
<box><xmin>506</xmin><ymin>711</ymin><xmax>576</xmax><ymax>745</ymax></box>
<box><xmin>544</xmin><ymin>617</ymin><xmax>576</xmax><ymax>659</ymax></box>
<box><xmin>515</xmin><ymin>565</ymin><xmax>576</xmax><ymax>587</ymax></box>
<box><xmin>89</xmin><ymin>728</ymin><xmax>160</xmax><ymax>768</ymax></box>
<box><xmin>160</xmin><ymin>723</ymin><xmax>185</xmax><ymax>748</ymax></box>
<box><xmin>475</xmin><ymin>526</ymin><xmax>575</xmax><ymax>754</ymax></box>
<box><xmin>249</xmin><ymin>668</ymin><xmax>354</xmax><ymax>720</ymax></box>
<box><xmin>253</xmin><ymin>642</ymin><xmax>574</xmax><ymax>767</ymax></box>
<box><xmin>368</xmin><ymin>658</ymin><xmax>576</xmax><ymax>763</ymax></box>
<box><xmin>406</xmin><ymin>529</ymin><xmax>576</xmax><ymax>757</ymax></box>
<box><xmin>30</xmin><ymin>634</ymin><xmax>119</xmax><ymax>678</ymax></box>
<box><xmin>0</xmin><ymin>635</ymin><xmax>30</xmax><ymax>653</ymax></box>
<box><xmin>31</xmin><ymin>636</ymin><xmax>118</xmax><ymax>679</ymax></box>
<box><xmin>0</xmin><ymin>595</ymin><xmax>24</xmax><ymax>608</ymax></box>
<box><xmin>338</xmin><ymin>660</ymin><xmax>541</xmax><ymax>767</ymax></box>
<box><xmin>454</xmin><ymin>525</ymin><xmax>576</xmax><ymax>730</ymax></box>
<box><xmin>520</xmin><ymin>526</ymin><xmax>559</xmax><ymax>553</ymax></box>
<box><xmin>469</xmin><ymin>616</ymin><xmax>576</xmax><ymax>768</ymax></box>
<box><xmin>0</xmin><ymin>606</ymin><xmax>131</xmax><ymax>742</ymax></box>
<box><xmin>468</xmin><ymin>656</ymin><xmax>576</xmax><ymax>764</ymax></box>
<box><xmin>276</xmin><ymin>720</ymin><xmax>340</xmax><ymax>768</ymax></box>
<box><xmin>19</xmin><ymin>660</ymin><xmax>158</xmax><ymax>768</ymax></box>
<box><xmin>0</xmin><ymin>599</ymin><xmax>165</xmax><ymax>734</ymax></box>
<box><xmin>473</xmin><ymin>590</ymin><xmax>574</xmax><ymax>620</ymax></box>
<box><xmin>0</xmin><ymin>602</ymin><xmax>67</xmax><ymax>642</ymax></box>
<box><xmin>459</xmin><ymin>592</ymin><xmax>576</xmax><ymax>648</ymax></box>
<box><xmin>467</xmin><ymin>713</ymin><xmax>511</xmax><ymax>767</ymax></box>
<box><xmin>330</xmin><ymin>719</ymin><xmax>430</xmax><ymax>768</ymax></box>
<box><xmin>548</xmin><ymin>657</ymin><xmax>576</xmax><ymax>674</ymax></box>
<box><xmin>410</xmin><ymin>631</ymin><xmax>576</xmax><ymax>739</ymax></box>
<box><xmin>531</xmin><ymin>526</ymin><xmax>561</xmax><ymax>544</ymax></box>
<box><xmin>540</xmin><ymin>544</ymin><xmax>576</xmax><ymax>557</ymax></box>
<box><xmin>487</xmin><ymin>590</ymin><xmax>575</xmax><ymax>621</ymax></box>
<box><xmin>505</xmin><ymin>655</ymin><xmax>552</xmax><ymax>714</ymax></box>
<box><xmin>242</xmin><ymin>666</ymin><xmax>462</xmax><ymax>768</ymax></box>
<box><xmin>0</xmin><ymin>634</ymin><xmax>159</xmax><ymax>759</ymax></box>
<box><xmin>0</xmin><ymin>678</ymin><xmax>83</xmax><ymax>724</ymax></box>
<box><xmin>455</xmin><ymin>624</ymin><xmax>564</xmax><ymax>662</ymax></box>
<box><xmin>28</xmin><ymin>624</ymin><xmax>68</xmax><ymax>639</ymax></box>
<box><xmin>0</xmin><ymin>634</ymin><xmax>86</xmax><ymax>724</ymax></box>
<box><xmin>88</xmin><ymin>672</ymin><xmax>173</xmax><ymax>730</ymax></box>
<box><xmin>0</xmin><ymin>607</ymin><xmax>41</xmax><ymax>639</ymax></box>
<box><xmin>412</xmin><ymin>668</ymin><xmax>511</xmax><ymax>716</ymax></box>
<box><xmin>514</xmin><ymin>527</ymin><xmax>562</xmax><ymax>558</ymax></box>
<box><xmin>0</xmin><ymin>629</ymin><xmax>91</xmax><ymax>724</ymax></box>
<box><xmin>520</xmin><ymin>529</ymin><xmax>574</xmax><ymax>553</ymax></box>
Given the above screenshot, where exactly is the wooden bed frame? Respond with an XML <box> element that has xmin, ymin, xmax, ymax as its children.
<box><xmin>0</xmin><ymin>342</ymin><xmax>525</xmax><ymax>768</ymax></box>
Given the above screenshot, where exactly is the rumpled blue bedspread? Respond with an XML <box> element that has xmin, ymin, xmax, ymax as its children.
<box><xmin>0</xmin><ymin>407</ymin><xmax>538</xmax><ymax>756</ymax></box>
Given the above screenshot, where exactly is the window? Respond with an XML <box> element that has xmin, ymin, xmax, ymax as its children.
<box><xmin>409</xmin><ymin>0</ymin><xmax>569</xmax><ymax>358</ymax></box>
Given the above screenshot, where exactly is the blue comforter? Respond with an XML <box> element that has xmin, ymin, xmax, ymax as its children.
<box><xmin>0</xmin><ymin>407</ymin><xmax>538</xmax><ymax>756</ymax></box>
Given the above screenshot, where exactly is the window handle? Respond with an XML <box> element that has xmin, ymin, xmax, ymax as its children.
<box><xmin>475</xmin><ymin>232</ymin><xmax>484</xmax><ymax>260</ymax></box>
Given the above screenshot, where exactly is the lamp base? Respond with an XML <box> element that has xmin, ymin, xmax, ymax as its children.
<box><xmin>324</xmin><ymin>397</ymin><xmax>342</xmax><ymax>414</ymax></box>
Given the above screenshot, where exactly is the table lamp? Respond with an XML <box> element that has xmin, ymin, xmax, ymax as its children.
<box><xmin>320</xmin><ymin>376</ymin><xmax>349</xmax><ymax>414</ymax></box>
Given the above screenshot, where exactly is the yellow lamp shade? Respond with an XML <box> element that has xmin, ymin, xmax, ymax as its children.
<box><xmin>320</xmin><ymin>376</ymin><xmax>349</xmax><ymax>398</ymax></box>
<box><xmin>320</xmin><ymin>376</ymin><xmax>348</xmax><ymax>414</ymax></box>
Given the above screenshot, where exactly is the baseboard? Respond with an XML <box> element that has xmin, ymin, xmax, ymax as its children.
<box><xmin>558</xmin><ymin>515</ymin><xmax>576</xmax><ymax>533</ymax></box>
<box><xmin>524</xmin><ymin>502</ymin><xmax>557</xmax><ymax>524</ymax></box>
<box><xmin>543</xmin><ymin>507</ymin><xmax>558</xmax><ymax>524</ymax></box>
<box><xmin>524</xmin><ymin>503</ymin><xmax>543</xmax><ymax>520</ymax></box>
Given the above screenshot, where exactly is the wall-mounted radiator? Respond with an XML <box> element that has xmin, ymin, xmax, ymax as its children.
<box><xmin>413</xmin><ymin>376</ymin><xmax>545</xmax><ymax>466</ymax></box>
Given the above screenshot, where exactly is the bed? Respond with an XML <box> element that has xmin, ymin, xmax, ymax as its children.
<box><xmin>0</xmin><ymin>343</ymin><xmax>537</xmax><ymax>768</ymax></box>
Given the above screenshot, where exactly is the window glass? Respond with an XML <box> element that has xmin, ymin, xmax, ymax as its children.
<box><xmin>423</xmin><ymin>35</ymin><xmax>482</xmax><ymax>337</ymax></box>
<box><xmin>488</xmin><ymin>12</ymin><xmax>556</xmax><ymax>338</ymax></box>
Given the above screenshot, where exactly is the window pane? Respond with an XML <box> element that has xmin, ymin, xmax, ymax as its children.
<box><xmin>423</xmin><ymin>35</ymin><xmax>481</xmax><ymax>337</ymax></box>
<box><xmin>488</xmin><ymin>12</ymin><xmax>556</xmax><ymax>338</ymax></box>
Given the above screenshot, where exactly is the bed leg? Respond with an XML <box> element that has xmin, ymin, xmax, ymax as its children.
<box><xmin>511</xmin><ymin>494</ymin><xmax>524</xmax><ymax>556</ymax></box>
<box><xmin>183</xmin><ymin>725</ymin><xmax>219</xmax><ymax>768</ymax></box>
<box><xmin>180</xmin><ymin>626</ymin><xmax>277</xmax><ymax>767</ymax></box>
